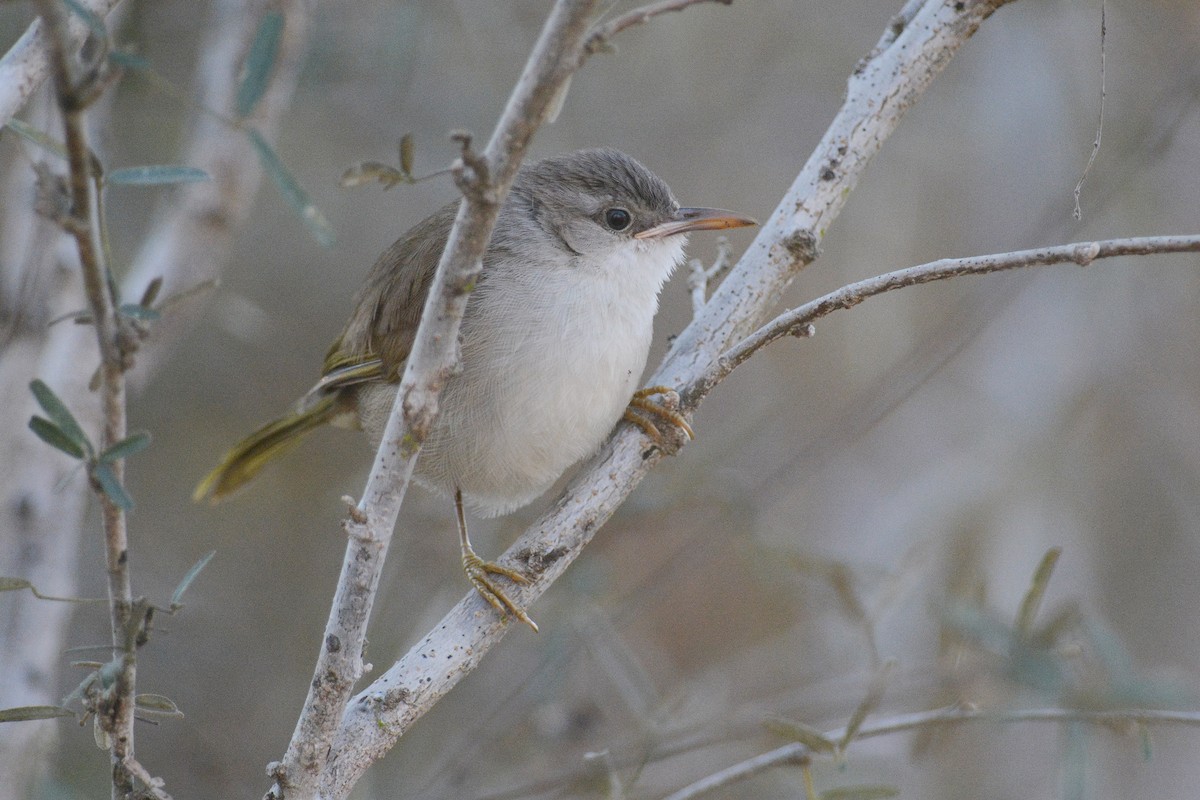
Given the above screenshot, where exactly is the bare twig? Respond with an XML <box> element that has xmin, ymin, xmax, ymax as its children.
<box><xmin>661</xmin><ymin>705</ymin><xmax>1200</xmax><ymax>800</ymax></box>
<box><xmin>32</xmin><ymin>1</ymin><xmax>136</xmax><ymax>796</ymax></box>
<box><xmin>703</xmin><ymin>235</ymin><xmax>1200</xmax><ymax>393</ymax></box>
<box><xmin>687</xmin><ymin>236</ymin><xmax>733</xmax><ymax>315</ymax></box>
<box><xmin>585</xmin><ymin>0</ymin><xmax>733</xmax><ymax>53</ymax></box>
<box><xmin>1072</xmin><ymin>3</ymin><xmax>1106</xmax><ymax>220</ymax></box>
<box><xmin>328</xmin><ymin>0</ymin><xmax>1017</xmax><ymax>787</ymax></box>
<box><xmin>270</xmin><ymin>3</ymin><xmax>602</xmax><ymax>798</ymax></box>
<box><xmin>0</xmin><ymin>0</ymin><xmax>123</xmax><ymax>127</ymax></box>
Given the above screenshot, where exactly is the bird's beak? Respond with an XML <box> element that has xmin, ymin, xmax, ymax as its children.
<box><xmin>634</xmin><ymin>207</ymin><xmax>757</xmax><ymax>240</ymax></box>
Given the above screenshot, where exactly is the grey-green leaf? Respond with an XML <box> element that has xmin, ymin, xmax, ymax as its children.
<box><xmin>236</xmin><ymin>11</ymin><xmax>284</xmax><ymax>118</ymax></box>
<box><xmin>4</xmin><ymin>119</ymin><xmax>68</xmax><ymax>159</ymax></box>
<box><xmin>0</xmin><ymin>705</ymin><xmax>75</xmax><ymax>723</ymax></box>
<box><xmin>118</xmin><ymin>303</ymin><xmax>162</xmax><ymax>321</ymax></box>
<box><xmin>29</xmin><ymin>380</ymin><xmax>92</xmax><ymax>458</ymax></box>
<box><xmin>249</xmin><ymin>129</ymin><xmax>335</xmax><ymax>246</ymax></box>
<box><xmin>108</xmin><ymin>165</ymin><xmax>211</xmax><ymax>186</ymax></box>
<box><xmin>91</xmin><ymin>463</ymin><xmax>133</xmax><ymax>511</ymax></box>
<box><xmin>29</xmin><ymin>417</ymin><xmax>86</xmax><ymax>459</ymax></box>
<box><xmin>763</xmin><ymin>716</ymin><xmax>838</xmax><ymax>754</ymax></box>
<box><xmin>62</xmin><ymin>0</ymin><xmax>106</xmax><ymax>36</ymax></box>
<box><xmin>135</xmin><ymin>694</ymin><xmax>183</xmax><ymax>718</ymax></box>
<box><xmin>99</xmin><ymin>431</ymin><xmax>151</xmax><ymax>463</ymax></box>
<box><xmin>108</xmin><ymin>50</ymin><xmax>150</xmax><ymax>70</ymax></box>
<box><xmin>171</xmin><ymin>551</ymin><xmax>216</xmax><ymax>609</ymax></box>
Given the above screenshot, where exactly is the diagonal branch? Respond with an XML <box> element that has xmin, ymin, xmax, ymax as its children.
<box><xmin>269</xmin><ymin>2</ymin><xmax>602</xmax><ymax>798</ymax></box>
<box><xmin>326</xmin><ymin>0</ymin><xmax>1019</xmax><ymax>789</ymax></box>
<box><xmin>704</xmin><ymin>235</ymin><xmax>1200</xmax><ymax>391</ymax></box>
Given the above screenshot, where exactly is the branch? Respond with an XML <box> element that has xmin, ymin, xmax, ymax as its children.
<box><xmin>328</xmin><ymin>0</ymin><xmax>1017</xmax><ymax>784</ymax></box>
<box><xmin>269</xmin><ymin>2</ymin><xmax>603</xmax><ymax>798</ymax></box>
<box><xmin>31</xmin><ymin>1</ymin><xmax>135</xmax><ymax>795</ymax></box>
<box><xmin>661</xmin><ymin>705</ymin><xmax>1200</xmax><ymax>800</ymax></box>
<box><xmin>702</xmin><ymin>235</ymin><xmax>1200</xmax><ymax>397</ymax></box>
<box><xmin>585</xmin><ymin>0</ymin><xmax>733</xmax><ymax>54</ymax></box>
<box><xmin>0</xmin><ymin>0</ymin><xmax>123</xmax><ymax>127</ymax></box>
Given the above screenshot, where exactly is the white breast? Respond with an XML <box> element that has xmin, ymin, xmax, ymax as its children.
<box><xmin>415</xmin><ymin>235</ymin><xmax>685</xmax><ymax>516</ymax></box>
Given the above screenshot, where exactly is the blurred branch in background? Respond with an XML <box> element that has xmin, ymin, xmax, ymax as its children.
<box><xmin>0</xmin><ymin>0</ymin><xmax>313</xmax><ymax>797</ymax></box>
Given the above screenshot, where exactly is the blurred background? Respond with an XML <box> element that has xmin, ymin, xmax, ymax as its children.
<box><xmin>4</xmin><ymin>0</ymin><xmax>1200</xmax><ymax>797</ymax></box>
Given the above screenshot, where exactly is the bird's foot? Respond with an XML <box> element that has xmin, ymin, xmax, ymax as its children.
<box><xmin>462</xmin><ymin>546</ymin><xmax>538</xmax><ymax>632</ymax></box>
<box><xmin>624</xmin><ymin>385</ymin><xmax>694</xmax><ymax>454</ymax></box>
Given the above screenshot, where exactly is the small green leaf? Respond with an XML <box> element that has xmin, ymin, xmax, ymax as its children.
<box><xmin>249</xmin><ymin>129</ymin><xmax>335</xmax><ymax>246</ymax></box>
<box><xmin>0</xmin><ymin>577</ymin><xmax>32</xmax><ymax>592</ymax></box>
<box><xmin>108</xmin><ymin>50</ymin><xmax>150</xmax><ymax>70</ymax></box>
<box><xmin>118</xmin><ymin>303</ymin><xmax>161</xmax><ymax>321</ymax></box>
<box><xmin>98</xmin><ymin>431</ymin><xmax>151</xmax><ymax>463</ymax></box>
<box><xmin>29</xmin><ymin>380</ymin><xmax>92</xmax><ymax>458</ymax></box>
<box><xmin>135</xmin><ymin>694</ymin><xmax>183</xmax><ymax>718</ymax></box>
<box><xmin>91</xmin><ymin>463</ymin><xmax>133</xmax><ymax>511</ymax></box>
<box><xmin>171</xmin><ymin>551</ymin><xmax>216</xmax><ymax>609</ymax></box>
<box><xmin>0</xmin><ymin>705</ymin><xmax>75</xmax><ymax>723</ymax></box>
<box><xmin>764</xmin><ymin>716</ymin><xmax>838</xmax><ymax>754</ymax></box>
<box><xmin>236</xmin><ymin>11</ymin><xmax>284</xmax><ymax>118</ymax></box>
<box><xmin>28</xmin><ymin>417</ymin><xmax>86</xmax><ymax>459</ymax></box>
<box><xmin>4</xmin><ymin>119</ymin><xmax>68</xmax><ymax>159</ymax></box>
<box><xmin>62</xmin><ymin>0</ymin><xmax>106</xmax><ymax>36</ymax></box>
<box><xmin>820</xmin><ymin>786</ymin><xmax>899</xmax><ymax>800</ymax></box>
<box><xmin>107</xmin><ymin>165</ymin><xmax>211</xmax><ymax>186</ymax></box>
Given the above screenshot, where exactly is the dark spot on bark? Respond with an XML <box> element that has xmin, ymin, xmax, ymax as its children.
<box><xmin>326</xmin><ymin>634</ymin><xmax>341</xmax><ymax>653</ymax></box>
<box><xmin>820</xmin><ymin>166</ymin><xmax>836</xmax><ymax>181</ymax></box>
<box><xmin>118</xmin><ymin>550</ymin><xmax>128</xmax><ymax>565</ymax></box>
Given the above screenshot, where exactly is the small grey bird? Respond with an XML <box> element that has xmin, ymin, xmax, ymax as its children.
<box><xmin>195</xmin><ymin>148</ymin><xmax>755</xmax><ymax>629</ymax></box>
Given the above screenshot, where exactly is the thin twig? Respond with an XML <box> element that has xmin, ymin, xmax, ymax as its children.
<box><xmin>32</xmin><ymin>2</ymin><xmax>136</xmax><ymax>797</ymax></box>
<box><xmin>585</xmin><ymin>0</ymin><xmax>733</xmax><ymax>54</ymax></box>
<box><xmin>1072</xmin><ymin>3</ymin><xmax>1106</xmax><ymax>220</ymax></box>
<box><xmin>661</xmin><ymin>705</ymin><xmax>1200</xmax><ymax>800</ymax></box>
<box><xmin>687</xmin><ymin>236</ymin><xmax>733</xmax><ymax>316</ymax></box>
<box><xmin>702</xmin><ymin>235</ymin><xmax>1200</xmax><ymax>394</ymax></box>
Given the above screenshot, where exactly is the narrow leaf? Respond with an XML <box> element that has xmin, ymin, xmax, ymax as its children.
<box><xmin>399</xmin><ymin>133</ymin><xmax>415</xmax><ymax>175</ymax></box>
<box><xmin>340</xmin><ymin>161</ymin><xmax>407</xmax><ymax>190</ymax></box>
<box><xmin>171</xmin><ymin>551</ymin><xmax>216</xmax><ymax>608</ymax></box>
<box><xmin>1015</xmin><ymin>547</ymin><xmax>1061</xmax><ymax>636</ymax></box>
<box><xmin>4</xmin><ymin>119</ymin><xmax>68</xmax><ymax>159</ymax></box>
<box><xmin>108</xmin><ymin>50</ymin><xmax>150</xmax><ymax>70</ymax></box>
<box><xmin>91</xmin><ymin>463</ymin><xmax>133</xmax><ymax>511</ymax></box>
<box><xmin>118</xmin><ymin>303</ymin><xmax>161</xmax><ymax>321</ymax></box>
<box><xmin>249</xmin><ymin>129</ymin><xmax>335</xmax><ymax>246</ymax></box>
<box><xmin>108</xmin><ymin>165</ymin><xmax>211</xmax><ymax>186</ymax></box>
<box><xmin>764</xmin><ymin>716</ymin><xmax>838</xmax><ymax>754</ymax></box>
<box><xmin>29</xmin><ymin>380</ymin><xmax>92</xmax><ymax>458</ymax></box>
<box><xmin>135</xmin><ymin>694</ymin><xmax>183</xmax><ymax>718</ymax></box>
<box><xmin>0</xmin><ymin>576</ymin><xmax>99</xmax><ymax>603</ymax></box>
<box><xmin>139</xmin><ymin>277</ymin><xmax>164</xmax><ymax>308</ymax></box>
<box><xmin>98</xmin><ymin>431</ymin><xmax>151</xmax><ymax>463</ymax></box>
<box><xmin>236</xmin><ymin>11</ymin><xmax>284</xmax><ymax>118</ymax></box>
<box><xmin>840</xmin><ymin>658</ymin><xmax>896</xmax><ymax>751</ymax></box>
<box><xmin>62</xmin><ymin>0</ymin><xmax>106</xmax><ymax>36</ymax></box>
<box><xmin>0</xmin><ymin>705</ymin><xmax>75</xmax><ymax>723</ymax></box>
<box><xmin>28</xmin><ymin>417</ymin><xmax>86</xmax><ymax>459</ymax></box>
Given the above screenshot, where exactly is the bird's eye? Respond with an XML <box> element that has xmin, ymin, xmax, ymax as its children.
<box><xmin>604</xmin><ymin>207</ymin><xmax>632</xmax><ymax>231</ymax></box>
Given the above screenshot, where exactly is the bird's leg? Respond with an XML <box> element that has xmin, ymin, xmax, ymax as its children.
<box><xmin>456</xmin><ymin>489</ymin><xmax>538</xmax><ymax>632</ymax></box>
<box><xmin>624</xmin><ymin>385</ymin><xmax>694</xmax><ymax>453</ymax></box>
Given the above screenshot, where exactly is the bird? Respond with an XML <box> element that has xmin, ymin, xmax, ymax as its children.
<box><xmin>195</xmin><ymin>147</ymin><xmax>756</xmax><ymax>630</ymax></box>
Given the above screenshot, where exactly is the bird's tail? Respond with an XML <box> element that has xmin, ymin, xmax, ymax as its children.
<box><xmin>193</xmin><ymin>394</ymin><xmax>342</xmax><ymax>503</ymax></box>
